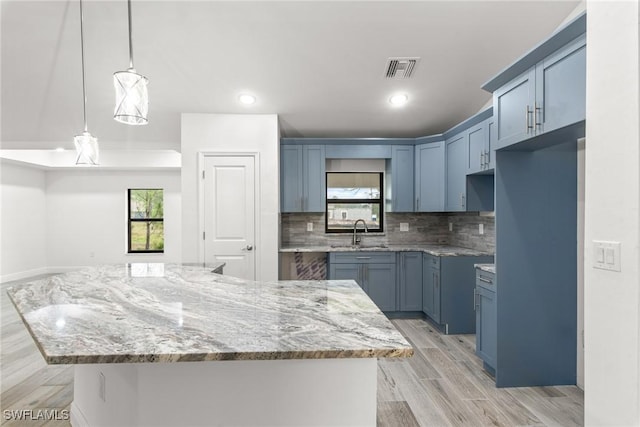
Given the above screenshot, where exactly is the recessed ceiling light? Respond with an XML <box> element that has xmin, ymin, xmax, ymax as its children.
<box><xmin>55</xmin><ymin>147</ymin><xmax>65</xmax><ymax>152</ymax></box>
<box><xmin>389</xmin><ymin>94</ymin><xmax>409</xmax><ymax>106</ymax></box>
<box><xmin>238</xmin><ymin>94</ymin><xmax>256</xmax><ymax>105</ymax></box>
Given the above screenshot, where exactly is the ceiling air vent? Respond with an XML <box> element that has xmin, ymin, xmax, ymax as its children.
<box><xmin>385</xmin><ymin>57</ymin><xmax>420</xmax><ymax>79</ymax></box>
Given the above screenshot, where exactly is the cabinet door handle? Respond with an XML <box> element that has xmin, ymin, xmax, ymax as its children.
<box><xmin>480</xmin><ymin>152</ymin><xmax>485</xmax><ymax>169</ymax></box>
<box><xmin>356</xmin><ymin>256</ymin><xmax>372</xmax><ymax>260</ymax></box>
<box><xmin>461</xmin><ymin>194</ymin><xmax>465</xmax><ymax>209</ymax></box>
<box><xmin>478</xmin><ymin>276</ymin><xmax>493</xmax><ymax>284</ymax></box>
<box><xmin>484</xmin><ymin>150</ymin><xmax>489</xmax><ymax>167</ymax></box>
<box><xmin>526</xmin><ymin>105</ymin><xmax>534</xmax><ymax>133</ymax></box>
<box><xmin>535</xmin><ymin>102</ymin><xmax>542</xmax><ymax>129</ymax></box>
<box><xmin>416</xmin><ymin>197</ymin><xmax>420</xmax><ymax>210</ymax></box>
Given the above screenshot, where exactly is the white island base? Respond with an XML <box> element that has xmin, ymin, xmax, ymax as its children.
<box><xmin>70</xmin><ymin>358</ymin><xmax>377</xmax><ymax>427</ymax></box>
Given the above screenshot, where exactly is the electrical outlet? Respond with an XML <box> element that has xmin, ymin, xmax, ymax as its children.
<box><xmin>449</xmin><ymin>222</ymin><xmax>453</xmax><ymax>232</ymax></box>
<box><xmin>400</xmin><ymin>223</ymin><xmax>409</xmax><ymax>232</ymax></box>
<box><xmin>479</xmin><ymin>224</ymin><xmax>484</xmax><ymax>235</ymax></box>
<box><xmin>99</xmin><ymin>372</ymin><xmax>106</xmax><ymax>402</ymax></box>
<box><xmin>307</xmin><ymin>222</ymin><xmax>313</xmax><ymax>232</ymax></box>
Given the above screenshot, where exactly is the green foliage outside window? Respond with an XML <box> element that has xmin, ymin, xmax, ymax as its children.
<box><xmin>128</xmin><ymin>189</ymin><xmax>164</xmax><ymax>252</ymax></box>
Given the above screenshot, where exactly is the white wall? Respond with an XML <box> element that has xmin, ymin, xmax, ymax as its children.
<box><xmin>181</xmin><ymin>114</ymin><xmax>279</xmax><ymax>281</ymax></box>
<box><xmin>577</xmin><ymin>138</ymin><xmax>585</xmax><ymax>390</ymax></box>
<box><xmin>0</xmin><ymin>161</ymin><xmax>48</xmax><ymax>282</ymax></box>
<box><xmin>585</xmin><ymin>1</ymin><xmax>640</xmax><ymax>425</ymax></box>
<box><xmin>46</xmin><ymin>170</ymin><xmax>181</xmax><ymax>270</ymax></box>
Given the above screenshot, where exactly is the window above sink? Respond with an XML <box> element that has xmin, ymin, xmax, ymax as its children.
<box><xmin>325</xmin><ymin>172</ymin><xmax>383</xmax><ymax>233</ymax></box>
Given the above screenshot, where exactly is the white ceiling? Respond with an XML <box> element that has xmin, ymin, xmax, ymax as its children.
<box><xmin>1</xmin><ymin>0</ymin><xmax>581</xmax><ymax>151</ymax></box>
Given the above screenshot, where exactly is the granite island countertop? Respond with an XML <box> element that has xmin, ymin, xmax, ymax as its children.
<box><xmin>280</xmin><ymin>243</ymin><xmax>493</xmax><ymax>257</ymax></box>
<box><xmin>475</xmin><ymin>263</ymin><xmax>496</xmax><ymax>274</ymax></box>
<box><xmin>7</xmin><ymin>263</ymin><xmax>413</xmax><ymax>365</ymax></box>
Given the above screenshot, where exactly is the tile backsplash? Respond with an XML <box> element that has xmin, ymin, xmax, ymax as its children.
<box><xmin>281</xmin><ymin>211</ymin><xmax>495</xmax><ymax>253</ymax></box>
<box><xmin>446</xmin><ymin>212</ymin><xmax>495</xmax><ymax>253</ymax></box>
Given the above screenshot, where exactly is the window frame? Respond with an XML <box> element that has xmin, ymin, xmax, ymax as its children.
<box><xmin>127</xmin><ymin>188</ymin><xmax>165</xmax><ymax>254</ymax></box>
<box><xmin>325</xmin><ymin>172</ymin><xmax>384</xmax><ymax>234</ymax></box>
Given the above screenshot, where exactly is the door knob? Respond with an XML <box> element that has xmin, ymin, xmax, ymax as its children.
<box><xmin>245</xmin><ymin>245</ymin><xmax>253</xmax><ymax>251</ymax></box>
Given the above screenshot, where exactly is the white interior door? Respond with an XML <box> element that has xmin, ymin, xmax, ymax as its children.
<box><xmin>203</xmin><ymin>155</ymin><xmax>256</xmax><ymax>280</ymax></box>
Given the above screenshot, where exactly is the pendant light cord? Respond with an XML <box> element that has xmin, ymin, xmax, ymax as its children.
<box><xmin>79</xmin><ymin>0</ymin><xmax>88</xmax><ymax>133</ymax></box>
<box><xmin>128</xmin><ymin>0</ymin><xmax>134</xmax><ymax>70</ymax></box>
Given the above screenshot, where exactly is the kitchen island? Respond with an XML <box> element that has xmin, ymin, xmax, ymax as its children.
<box><xmin>7</xmin><ymin>263</ymin><xmax>412</xmax><ymax>427</ymax></box>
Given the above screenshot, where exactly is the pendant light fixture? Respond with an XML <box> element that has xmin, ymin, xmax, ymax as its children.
<box><xmin>113</xmin><ymin>0</ymin><xmax>148</xmax><ymax>125</ymax></box>
<box><xmin>74</xmin><ymin>0</ymin><xmax>99</xmax><ymax>166</ymax></box>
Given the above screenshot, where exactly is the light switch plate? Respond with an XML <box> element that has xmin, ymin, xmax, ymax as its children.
<box><xmin>479</xmin><ymin>224</ymin><xmax>484</xmax><ymax>235</ymax></box>
<box><xmin>593</xmin><ymin>240</ymin><xmax>621</xmax><ymax>272</ymax></box>
<box><xmin>400</xmin><ymin>223</ymin><xmax>409</xmax><ymax>232</ymax></box>
<box><xmin>449</xmin><ymin>222</ymin><xmax>453</xmax><ymax>232</ymax></box>
<box><xmin>306</xmin><ymin>222</ymin><xmax>313</xmax><ymax>232</ymax></box>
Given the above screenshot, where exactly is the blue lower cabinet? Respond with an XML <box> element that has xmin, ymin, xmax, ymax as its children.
<box><xmin>328</xmin><ymin>264</ymin><xmax>362</xmax><ymax>289</ymax></box>
<box><xmin>422</xmin><ymin>254</ymin><xmax>439</xmax><ymax>322</ymax></box>
<box><xmin>475</xmin><ymin>269</ymin><xmax>497</xmax><ymax>373</ymax></box>
<box><xmin>399</xmin><ymin>252</ymin><xmax>423</xmax><ymax>311</ymax></box>
<box><xmin>366</xmin><ymin>263</ymin><xmax>397</xmax><ymax>312</ymax></box>
<box><xmin>423</xmin><ymin>255</ymin><xmax>494</xmax><ymax>334</ymax></box>
<box><xmin>328</xmin><ymin>252</ymin><xmax>397</xmax><ymax>312</ymax></box>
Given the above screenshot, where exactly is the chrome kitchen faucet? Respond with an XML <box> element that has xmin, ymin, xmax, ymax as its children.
<box><xmin>352</xmin><ymin>219</ymin><xmax>368</xmax><ymax>246</ymax></box>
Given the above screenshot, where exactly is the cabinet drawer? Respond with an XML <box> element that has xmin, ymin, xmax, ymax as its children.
<box><xmin>476</xmin><ymin>270</ymin><xmax>496</xmax><ymax>290</ymax></box>
<box><xmin>329</xmin><ymin>252</ymin><xmax>396</xmax><ymax>264</ymax></box>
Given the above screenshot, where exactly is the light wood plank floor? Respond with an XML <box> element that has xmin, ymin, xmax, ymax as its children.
<box><xmin>1</xmin><ymin>276</ymin><xmax>583</xmax><ymax>426</ymax></box>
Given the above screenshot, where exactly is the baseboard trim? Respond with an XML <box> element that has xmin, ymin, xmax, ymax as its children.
<box><xmin>48</xmin><ymin>266</ymin><xmax>85</xmax><ymax>274</ymax></box>
<box><xmin>0</xmin><ymin>266</ymin><xmax>84</xmax><ymax>284</ymax></box>
<box><xmin>0</xmin><ymin>267</ymin><xmax>49</xmax><ymax>284</ymax></box>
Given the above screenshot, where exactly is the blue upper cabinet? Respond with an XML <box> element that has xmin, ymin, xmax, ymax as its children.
<box><xmin>535</xmin><ymin>35</ymin><xmax>586</xmax><ymax>135</ymax></box>
<box><xmin>485</xmin><ymin>13</ymin><xmax>586</xmax><ymax>150</ymax></box>
<box><xmin>468</xmin><ymin>117</ymin><xmax>495</xmax><ymax>174</ymax></box>
<box><xmin>493</xmin><ymin>69</ymin><xmax>537</xmax><ymax>150</ymax></box>
<box><xmin>280</xmin><ymin>144</ymin><xmax>325</xmax><ymax>213</ymax></box>
<box><xmin>415</xmin><ymin>140</ymin><xmax>445</xmax><ymax>212</ymax></box>
<box><xmin>390</xmin><ymin>146</ymin><xmax>415</xmax><ymax>212</ymax></box>
<box><xmin>325</xmin><ymin>144</ymin><xmax>392</xmax><ymax>159</ymax></box>
<box><xmin>280</xmin><ymin>145</ymin><xmax>304</xmax><ymax>212</ymax></box>
<box><xmin>303</xmin><ymin>145</ymin><xmax>326</xmax><ymax>212</ymax></box>
<box><xmin>467</xmin><ymin>123</ymin><xmax>484</xmax><ymax>174</ymax></box>
<box><xmin>445</xmin><ymin>132</ymin><xmax>467</xmax><ymax>212</ymax></box>
<box><xmin>487</xmin><ymin>117</ymin><xmax>496</xmax><ymax>170</ymax></box>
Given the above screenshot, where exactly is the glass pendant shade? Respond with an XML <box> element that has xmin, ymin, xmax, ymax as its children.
<box><xmin>74</xmin><ymin>131</ymin><xmax>99</xmax><ymax>165</ymax></box>
<box><xmin>113</xmin><ymin>69</ymin><xmax>149</xmax><ymax>125</ymax></box>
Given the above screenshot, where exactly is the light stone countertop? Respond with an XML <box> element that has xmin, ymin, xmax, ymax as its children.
<box><xmin>7</xmin><ymin>263</ymin><xmax>413</xmax><ymax>365</ymax></box>
<box><xmin>475</xmin><ymin>263</ymin><xmax>496</xmax><ymax>274</ymax></box>
<box><xmin>280</xmin><ymin>244</ymin><xmax>494</xmax><ymax>257</ymax></box>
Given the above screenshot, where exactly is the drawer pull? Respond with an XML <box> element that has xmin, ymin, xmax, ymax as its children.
<box><xmin>356</xmin><ymin>257</ymin><xmax>372</xmax><ymax>260</ymax></box>
<box><xmin>478</xmin><ymin>276</ymin><xmax>493</xmax><ymax>284</ymax></box>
